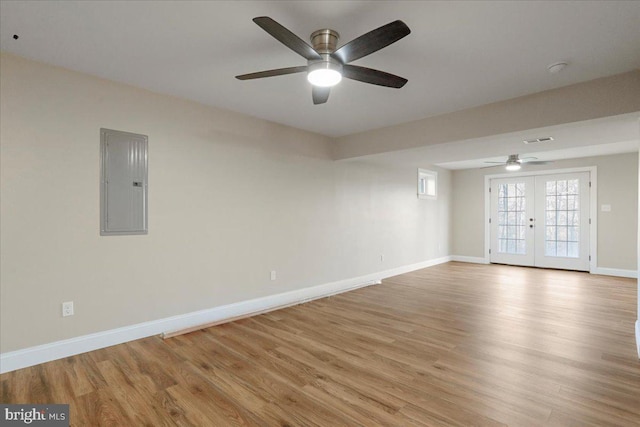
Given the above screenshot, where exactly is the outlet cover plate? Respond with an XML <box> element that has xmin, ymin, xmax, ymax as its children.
<box><xmin>62</xmin><ymin>301</ymin><xmax>74</xmax><ymax>317</ymax></box>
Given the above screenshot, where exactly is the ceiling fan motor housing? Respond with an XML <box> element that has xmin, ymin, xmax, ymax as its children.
<box><xmin>310</xmin><ymin>29</ymin><xmax>340</xmax><ymax>54</ymax></box>
<box><xmin>507</xmin><ymin>154</ymin><xmax>521</xmax><ymax>163</ymax></box>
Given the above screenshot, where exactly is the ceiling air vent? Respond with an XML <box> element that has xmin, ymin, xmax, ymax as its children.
<box><xmin>523</xmin><ymin>136</ymin><xmax>554</xmax><ymax>144</ymax></box>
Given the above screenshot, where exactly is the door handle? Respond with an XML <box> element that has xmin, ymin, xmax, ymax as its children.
<box><xmin>133</xmin><ymin>182</ymin><xmax>143</xmax><ymax>187</ymax></box>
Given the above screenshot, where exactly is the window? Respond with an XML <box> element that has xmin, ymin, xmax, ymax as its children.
<box><xmin>497</xmin><ymin>182</ymin><xmax>527</xmax><ymax>254</ymax></box>
<box><xmin>544</xmin><ymin>178</ymin><xmax>580</xmax><ymax>258</ymax></box>
<box><xmin>418</xmin><ymin>169</ymin><xmax>437</xmax><ymax>199</ymax></box>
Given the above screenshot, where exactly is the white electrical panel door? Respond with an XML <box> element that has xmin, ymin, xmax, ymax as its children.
<box><xmin>100</xmin><ymin>129</ymin><xmax>148</xmax><ymax>235</ymax></box>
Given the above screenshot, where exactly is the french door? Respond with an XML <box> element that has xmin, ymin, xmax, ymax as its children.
<box><xmin>490</xmin><ymin>172</ymin><xmax>590</xmax><ymax>271</ymax></box>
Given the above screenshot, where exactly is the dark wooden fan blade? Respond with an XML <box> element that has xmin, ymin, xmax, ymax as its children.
<box><xmin>312</xmin><ymin>86</ymin><xmax>330</xmax><ymax>104</ymax></box>
<box><xmin>253</xmin><ymin>17</ymin><xmax>322</xmax><ymax>60</ymax></box>
<box><xmin>236</xmin><ymin>66</ymin><xmax>307</xmax><ymax>80</ymax></box>
<box><xmin>342</xmin><ymin>64</ymin><xmax>407</xmax><ymax>88</ymax></box>
<box><xmin>332</xmin><ymin>20</ymin><xmax>410</xmax><ymax>64</ymax></box>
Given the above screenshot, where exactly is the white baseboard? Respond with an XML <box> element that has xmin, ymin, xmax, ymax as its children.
<box><xmin>636</xmin><ymin>320</ymin><xmax>640</xmax><ymax>359</ymax></box>
<box><xmin>448</xmin><ymin>258</ymin><xmax>636</xmax><ymax>278</ymax></box>
<box><xmin>0</xmin><ymin>256</ymin><xmax>451</xmax><ymax>374</ymax></box>
<box><xmin>450</xmin><ymin>255</ymin><xmax>489</xmax><ymax>264</ymax></box>
<box><xmin>591</xmin><ymin>267</ymin><xmax>638</xmax><ymax>279</ymax></box>
<box><xmin>374</xmin><ymin>255</ymin><xmax>452</xmax><ymax>279</ymax></box>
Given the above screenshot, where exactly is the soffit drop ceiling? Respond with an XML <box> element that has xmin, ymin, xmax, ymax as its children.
<box><xmin>1</xmin><ymin>1</ymin><xmax>639</xmax><ymax>138</ymax></box>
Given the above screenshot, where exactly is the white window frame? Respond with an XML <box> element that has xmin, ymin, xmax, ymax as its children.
<box><xmin>418</xmin><ymin>169</ymin><xmax>437</xmax><ymax>200</ymax></box>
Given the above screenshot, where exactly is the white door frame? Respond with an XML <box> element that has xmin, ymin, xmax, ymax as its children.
<box><xmin>484</xmin><ymin>166</ymin><xmax>597</xmax><ymax>273</ymax></box>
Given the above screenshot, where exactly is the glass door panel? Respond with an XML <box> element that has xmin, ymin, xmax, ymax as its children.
<box><xmin>490</xmin><ymin>176</ymin><xmax>535</xmax><ymax>266</ymax></box>
<box><xmin>534</xmin><ymin>172</ymin><xmax>590</xmax><ymax>271</ymax></box>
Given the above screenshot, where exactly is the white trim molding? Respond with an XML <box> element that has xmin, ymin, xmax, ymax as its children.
<box><xmin>452</xmin><ymin>257</ymin><xmax>635</xmax><ymax>278</ymax></box>
<box><xmin>450</xmin><ymin>255</ymin><xmax>489</xmax><ymax>264</ymax></box>
<box><xmin>0</xmin><ymin>256</ymin><xmax>451</xmax><ymax>373</ymax></box>
<box><xmin>591</xmin><ymin>267</ymin><xmax>638</xmax><ymax>279</ymax></box>
<box><xmin>636</xmin><ymin>320</ymin><xmax>640</xmax><ymax>359</ymax></box>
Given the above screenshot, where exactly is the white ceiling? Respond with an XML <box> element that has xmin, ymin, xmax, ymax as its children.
<box><xmin>1</xmin><ymin>1</ymin><xmax>639</xmax><ymax>138</ymax></box>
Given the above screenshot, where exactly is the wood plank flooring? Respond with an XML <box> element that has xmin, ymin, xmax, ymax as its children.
<box><xmin>1</xmin><ymin>262</ymin><xmax>639</xmax><ymax>426</ymax></box>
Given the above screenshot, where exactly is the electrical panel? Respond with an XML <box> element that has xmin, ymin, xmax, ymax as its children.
<box><xmin>100</xmin><ymin>128</ymin><xmax>148</xmax><ymax>235</ymax></box>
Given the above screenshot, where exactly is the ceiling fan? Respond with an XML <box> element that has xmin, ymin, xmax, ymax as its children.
<box><xmin>484</xmin><ymin>154</ymin><xmax>553</xmax><ymax>171</ymax></box>
<box><xmin>235</xmin><ymin>17</ymin><xmax>411</xmax><ymax>104</ymax></box>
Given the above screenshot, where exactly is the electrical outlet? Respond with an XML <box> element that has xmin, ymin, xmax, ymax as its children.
<box><xmin>270</xmin><ymin>271</ymin><xmax>277</xmax><ymax>281</ymax></box>
<box><xmin>62</xmin><ymin>301</ymin><xmax>74</xmax><ymax>317</ymax></box>
<box><xmin>380</xmin><ymin>254</ymin><xmax>384</xmax><ymax>262</ymax></box>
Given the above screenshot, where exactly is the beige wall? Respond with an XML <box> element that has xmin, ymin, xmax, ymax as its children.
<box><xmin>0</xmin><ymin>54</ymin><xmax>451</xmax><ymax>352</ymax></box>
<box><xmin>452</xmin><ymin>153</ymin><xmax>638</xmax><ymax>270</ymax></box>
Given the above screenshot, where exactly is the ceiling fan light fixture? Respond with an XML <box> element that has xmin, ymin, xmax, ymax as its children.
<box><xmin>307</xmin><ymin>61</ymin><xmax>342</xmax><ymax>87</ymax></box>
<box><xmin>505</xmin><ymin>162</ymin><xmax>521</xmax><ymax>171</ymax></box>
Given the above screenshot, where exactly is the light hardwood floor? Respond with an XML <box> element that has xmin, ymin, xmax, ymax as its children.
<box><xmin>2</xmin><ymin>262</ymin><xmax>639</xmax><ymax>426</ymax></box>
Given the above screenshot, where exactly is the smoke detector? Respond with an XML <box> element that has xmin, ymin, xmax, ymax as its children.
<box><xmin>547</xmin><ymin>62</ymin><xmax>568</xmax><ymax>74</ymax></box>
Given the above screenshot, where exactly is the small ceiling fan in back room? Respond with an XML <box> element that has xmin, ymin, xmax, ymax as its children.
<box><xmin>484</xmin><ymin>154</ymin><xmax>554</xmax><ymax>171</ymax></box>
<box><xmin>236</xmin><ymin>17</ymin><xmax>411</xmax><ymax>104</ymax></box>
